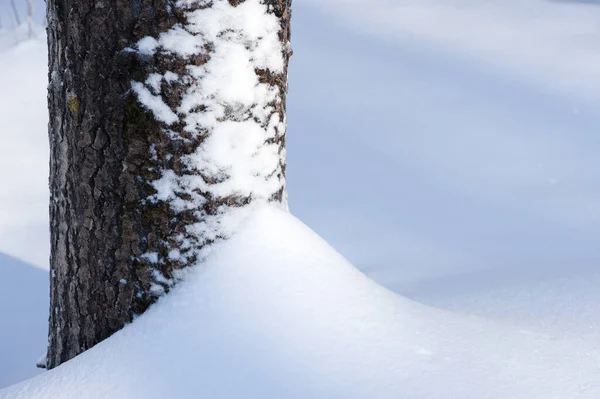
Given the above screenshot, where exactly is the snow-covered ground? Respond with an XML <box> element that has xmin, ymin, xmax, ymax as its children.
<box><xmin>0</xmin><ymin>254</ymin><xmax>46</xmax><ymax>388</ymax></box>
<box><xmin>3</xmin><ymin>206</ymin><xmax>600</xmax><ymax>399</ymax></box>
<box><xmin>2</xmin><ymin>0</ymin><xmax>600</xmax><ymax>396</ymax></box>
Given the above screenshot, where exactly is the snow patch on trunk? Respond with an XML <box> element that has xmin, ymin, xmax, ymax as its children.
<box><xmin>133</xmin><ymin>0</ymin><xmax>286</xmax><ymax>211</ymax></box>
<box><xmin>130</xmin><ymin>0</ymin><xmax>289</xmax><ymax>291</ymax></box>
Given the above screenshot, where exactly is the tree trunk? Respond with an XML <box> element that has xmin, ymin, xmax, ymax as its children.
<box><xmin>46</xmin><ymin>0</ymin><xmax>291</xmax><ymax>370</ymax></box>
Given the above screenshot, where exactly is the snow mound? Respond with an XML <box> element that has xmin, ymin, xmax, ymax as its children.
<box><xmin>2</xmin><ymin>206</ymin><xmax>600</xmax><ymax>398</ymax></box>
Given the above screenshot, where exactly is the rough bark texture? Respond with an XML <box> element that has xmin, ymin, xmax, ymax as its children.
<box><xmin>47</xmin><ymin>0</ymin><xmax>291</xmax><ymax>370</ymax></box>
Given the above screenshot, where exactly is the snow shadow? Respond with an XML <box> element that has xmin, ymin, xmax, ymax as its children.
<box><xmin>0</xmin><ymin>253</ymin><xmax>48</xmax><ymax>388</ymax></box>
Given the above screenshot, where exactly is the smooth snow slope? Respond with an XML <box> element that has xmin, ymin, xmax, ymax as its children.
<box><xmin>2</xmin><ymin>206</ymin><xmax>600</xmax><ymax>399</ymax></box>
<box><xmin>0</xmin><ymin>254</ymin><xmax>47</xmax><ymax>388</ymax></box>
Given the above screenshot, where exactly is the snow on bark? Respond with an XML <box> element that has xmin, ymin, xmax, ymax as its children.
<box><xmin>131</xmin><ymin>0</ymin><xmax>291</xmax><ymax>293</ymax></box>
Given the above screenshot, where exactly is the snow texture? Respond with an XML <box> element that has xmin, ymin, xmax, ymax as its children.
<box><xmin>3</xmin><ymin>206</ymin><xmax>600</xmax><ymax>399</ymax></box>
<box><xmin>132</xmin><ymin>0</ymin><xmax>287</xmax><ymax>266</ymax></box>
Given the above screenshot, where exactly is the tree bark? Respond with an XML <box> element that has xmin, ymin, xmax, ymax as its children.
<box><xmin>46</xmin><ymin>0</ymin><xmax>291</xmax><ymax>369</ymax></box>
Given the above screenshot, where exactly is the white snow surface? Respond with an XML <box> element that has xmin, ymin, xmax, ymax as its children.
<box><xmin>2</xmin><ymin>206</ymin><xmax>600</xmax><ymax>399</ymax></box>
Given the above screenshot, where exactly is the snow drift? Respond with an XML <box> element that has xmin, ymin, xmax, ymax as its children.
<box><xmin>2</xmin><ymin>206</ymin><xmax>599</xmax><ymax>399</ymax></box>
